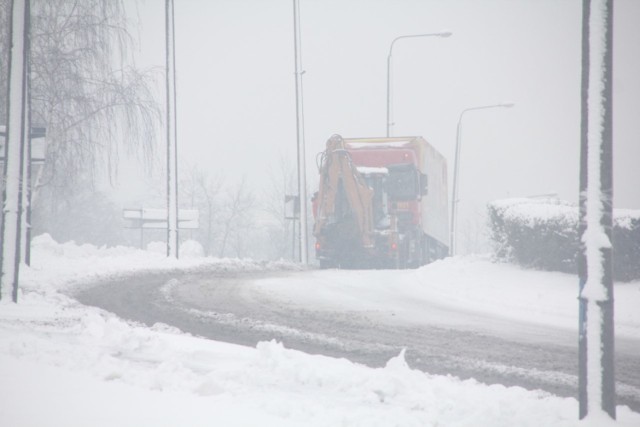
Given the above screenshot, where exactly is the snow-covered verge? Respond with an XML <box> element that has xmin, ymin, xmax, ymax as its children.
<box><xmin>1</xmin><ymin>235</ymin><xmax>639</xmax><ymax>426</ymax></box>
<box><xmin>19</xmin><ymin>233</ymin><xmax>301</xmax><ymax>295</ymax></box>
<box><xmin>256</xmin><ymin>255</ymin><xmax>640</xmax><ymax>341</ymax></box>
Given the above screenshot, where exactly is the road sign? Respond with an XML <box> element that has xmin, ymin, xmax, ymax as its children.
<box><xmin>284</xmin><ymin>195</ymin><xmax>299</xmax><ymax>220</ymax></box>
<box><xmin>123</xmin><ymin>208</ymin><xmax>199</xmax><ymax>229</ymax></box>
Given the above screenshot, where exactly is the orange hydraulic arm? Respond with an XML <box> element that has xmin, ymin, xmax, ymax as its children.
<box><xmin>313</xmin><ymin>135</ymin><xmax>375</xmax><ymax>248</ymax></box>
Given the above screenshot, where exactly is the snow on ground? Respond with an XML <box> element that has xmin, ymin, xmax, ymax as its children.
<box><xmin>255</xmin><ymin>256</ymin><xmax>640</xmax><ymax>341</ymax></box>
<box><xmin>1</xmin><ymin>235</ymin><xmax>639</xmax><ymax>426</ymax></box>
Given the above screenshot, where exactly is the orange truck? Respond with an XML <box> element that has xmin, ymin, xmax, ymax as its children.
<box><xmin>312</xmin><ymin>135</ymin><xmax>449</xmax><ymax>269</ymax></box>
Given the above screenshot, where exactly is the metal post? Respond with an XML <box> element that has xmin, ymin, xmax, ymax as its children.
<box><xmin>23</xmin><ymin>130</ymin><xmax>42</xmax><ymax>266</ymax></box>
<box><xmin>386</xmin><ymin>47</ymin><xmax>393</xmax><ymax>137</ymax></box>
<box><xmin>140</xmin><ymin>207</ymin><xmax>144</xmax><ymax>250</ymax></box>
<box><xmin>293</xmin><ymin>0</ymin><xmax>308</xmax><ymax>264</ymax></box>
<box><xmin>0</xmin><ymin>0</ymin><xmax>30</xmax><ymax>302</ymax></box>
<box><xmin>449</xmin><ymin>114</ymin><xmax>463</xmax><ymax>255</ymax></box>
<box><xmin>578</xmin><ymin>0</ymin><xmax>615</xmax><ymax>419</ymax></box>
<box><xmin>4</xmin><ymin>125</ymin><xmax>44</xmax><ymax>267</ymax></box>
<box><xmin>20</xmin><ymin>50</ymin><xmax>31</xmax><ymax>267</ymax></box>
<box><xmin>165</xmin><ymin>0</ymin><xmax>179</xmax><ymax>259</ymax></box>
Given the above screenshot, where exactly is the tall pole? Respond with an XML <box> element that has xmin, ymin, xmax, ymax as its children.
<box><xmin>293</xmin><ymin>0</ymin><xmax>308</xmax><ymax>264</ymax></box>
<box><xmin>578</xmin><ymin>0</ymin><xmax>615</xmax><ymax>419</ymax></box>
<box><xmin>449</xmin><ymin>113</ymin><xmax>463</xmax><ymax>256</ymax></box>
<box><xmin>386</xmin><ymin>32</ymin><xmax>451</xmax><ymax>137</ymax></box>
<box><xmin>20</xmin><ymin>56</ymin><xmax>32</xmax><ymax>266</ymax></box>
<box><xmin>449</xmin><ymin>103</ymin><xmax>513</xmax><ymax>256</ymax></box>
<box><xmin>24</xmin><ymin>127</ymin><xmax>45</xmax><ymax>266</ymax></box>
<box><xmin>0</xmin><ymin>0</ymin><xmax>30</xmax><ymax>302</ymax></box>
<box><xmin>165</xmin><ymin>0</ymin><xmax>179</xmax><ymax>259</ymax></box>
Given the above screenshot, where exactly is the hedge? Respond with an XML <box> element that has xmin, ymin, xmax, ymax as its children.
<box><xmin>488</xmin><ymin>198</ymin><xmax>640</xmax><ymax>281</ymax></box>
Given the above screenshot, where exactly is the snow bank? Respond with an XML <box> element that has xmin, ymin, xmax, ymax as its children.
<box><xmin>180</xmin><ymin>239</ymin><xmax>205</xmax><ymax>258</ymax></box>
<box><xmin>2</xmin><ymin>291</ymin><xmax>638</xmax><ymax>427</ymax></box>
<box><xmin>22</xmin><ymin>233</ymin><xmax>300</xmax><ymax>295</ymax></box>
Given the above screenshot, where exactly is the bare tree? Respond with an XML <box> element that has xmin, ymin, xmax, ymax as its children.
<box><xmin>219</xmin><ymin>177</ymin><xmax>254</xmax><ymax>258</ymax></box>
<box><xmin>192</xmin><ymin>168</ymin><xmax>223</xmax><ymax>256</ymax></box>
<box><xmin>262</xmin><ymin>154</ymin><xmax>298</xmax><ymax>260</ymax></box>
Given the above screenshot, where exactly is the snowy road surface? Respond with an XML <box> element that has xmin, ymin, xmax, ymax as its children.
<box><xmin>74</xmin><ymin>264</ymin><xmax>640</xmax><ymax>412</ymax></box>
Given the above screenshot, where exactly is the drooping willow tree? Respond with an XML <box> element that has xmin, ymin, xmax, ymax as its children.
<box><xmin>1</xmin><ymin>0</ymin><xmax>161</xmax><ymax>243</ymax></box>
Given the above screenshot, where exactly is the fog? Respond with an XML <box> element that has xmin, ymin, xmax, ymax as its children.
<box><xmin>116</xmin><ymin>0</ymin><xmax>639</xmax><ymax>254</ymax></box>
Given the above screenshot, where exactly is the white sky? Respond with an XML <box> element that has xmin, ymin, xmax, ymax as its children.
<box><xmin>121</xmin><ymin>0</ymin><xmax>639</xmax><ymax>251</ymax></box>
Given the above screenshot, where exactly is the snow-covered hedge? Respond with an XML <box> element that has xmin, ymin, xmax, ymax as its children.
<box><xmin>488</xmin><ymin>198</ymin><xmax>640</xmax><ymax>281</ymax></box>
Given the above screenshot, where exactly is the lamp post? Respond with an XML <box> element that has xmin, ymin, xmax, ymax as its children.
<box><xmin>386</xmin><ymin>31</ymin><xmax>451</xmax><ymax>137</ymax></box>
<box><xmin>292</xmin><ymin>0</ymin><xmax>308</xmax><ymax>264</ymax></box>
<box><xmin>165</xmin><ymin>0</ymin><xmax>179</xmax><ymax>259</ymax></box>
<box><xmin>449</xmin><ymin>102</ymin><xmax>514</xmax><ymax>256</ymax></box>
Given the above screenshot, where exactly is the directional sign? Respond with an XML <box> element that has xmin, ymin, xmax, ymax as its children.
<box><xmin>123</xmin><ymin>208</ymin><xmax>199</xmax><ymax>229</ymax></box>
<box><xmin>284</xmin><ymin>195</ymin><xmax>299</xmax><ymax>220</ymax></box>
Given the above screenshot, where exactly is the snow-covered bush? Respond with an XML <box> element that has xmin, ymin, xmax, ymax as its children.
<box><xmin>146</xmin><ymin>239</ymin><xmax>205</xmax><ymax>258</ymax></box>
<box><xmin>180</xmin><ymin>239</ymin><xmax>205</xmax><ymax>258</ymax></box>
<box><xmin>613</xmin><ymin>210</ymin><xmax>640</xmax><ymax>281</ymax></box>
<box><xmin>146</xmin><ymin>241</ymin><xmax>166</xmax><ymax>254</ymax></box>
<box><xmin>488</xmin><ymin>198</ymin><xmax>640</xmax><ymax>281</ymax></box>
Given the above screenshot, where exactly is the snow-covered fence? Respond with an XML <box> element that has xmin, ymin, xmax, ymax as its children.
<box><xmin>488</xmin><ymin>198</ymin><xmax>640</xmax><ymax>281</ymax></box>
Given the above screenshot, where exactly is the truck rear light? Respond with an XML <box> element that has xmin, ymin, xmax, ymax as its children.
<box><xmin>315</xmin><ymin>242</ymin><xmax>321</xmax><ymax>251</ymax></box>
<box><xmin>390</xmin><ymin>242</ymin><xmax>398</xmax><ymax>251</ymax></box>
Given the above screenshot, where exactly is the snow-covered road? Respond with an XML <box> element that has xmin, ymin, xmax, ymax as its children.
<box><xmin>74</xmin><ymin>260</ymin><xmax>640</xmax><ymax>411</ymax></box>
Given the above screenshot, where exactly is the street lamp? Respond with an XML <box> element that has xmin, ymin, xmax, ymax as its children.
<box><xmin>386</xmin><ymin>31</ymin><xmax>452</xmax><ymax>137</ymax></box>
<box><xmin>449</xmin><ymin>102</ymin><xmax>514</xmax><ymax>256</ymax></box>
<box><xmin>292</xmin><ymin>0</ymin><xmax>308</xmax><ymax>264</ymax></box>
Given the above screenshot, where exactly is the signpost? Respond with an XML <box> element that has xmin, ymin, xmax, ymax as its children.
<box><xmin>284</xmin><ymin>195</ymin><xmax>300</xmax><ymax>260</ymax></box>
<box><xmin>123</xmin><ymin>208</ymin><xmax>199</xmax><ymax>249</ymax></box>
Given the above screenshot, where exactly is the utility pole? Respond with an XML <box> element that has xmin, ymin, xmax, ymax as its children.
<box><xmin>293</xmin><ymin>0</ymin><xmax>308</xmax><ymax>264</ymax></box>
<box><xmin>165</xmin><ymin>0</ymin><xmax>179</xmax><ymax>259</ymax></box>
<box><xmin>20</xmin><ymin>66</ymin><xmax>33</xmax><ymax>266</ymax></box>
<box><xmin>578</xmin><ymin>0</ymin><xmax>615</xmax><ymax>420</ymax></box>
<box><xmin>0</xmin><ymin>0</ymin><xmax>30</xmax><ymax>303</ymax></box>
